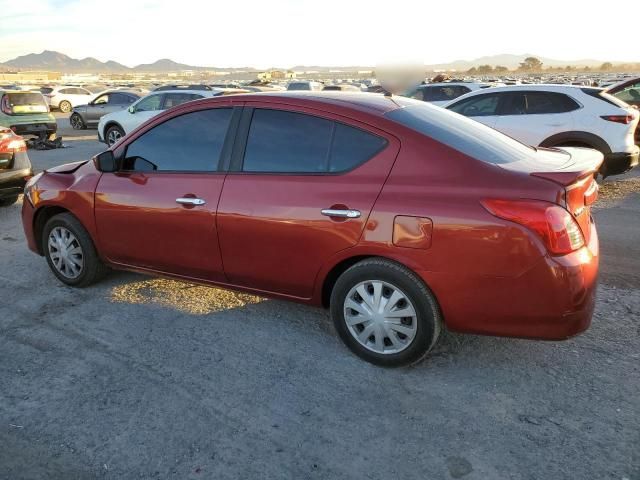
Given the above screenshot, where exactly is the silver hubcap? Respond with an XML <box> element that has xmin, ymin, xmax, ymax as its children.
<box><xmin>107</xmin><ymin>129</ymin><xmax>122</xmax><ymax>145</ymax></box>
<box><xmin>48</xmin><ymin>226</ymin><xmax>83</xmax><ymax>279</ymax></box>
<box><xmin>60</xmin><ymin>102</ymin><xmax>71</xmax><ymax>112</ymax></box>
<box><xmin>344</xmin><ymin>280</ymin><xmax>418</xmax><ymax>354</ymax></box>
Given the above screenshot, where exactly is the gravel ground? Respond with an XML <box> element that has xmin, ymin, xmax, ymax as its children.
<box><xmin>0</xmin><ymin>117</ymin><xmax>638</xmax><ymax>479</ymax></box>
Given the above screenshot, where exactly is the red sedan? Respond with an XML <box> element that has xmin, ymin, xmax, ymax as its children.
<box><xmin>22</xmin><ymin>93</ymin><xmax>601</xmax><ymax>366</ymax></box>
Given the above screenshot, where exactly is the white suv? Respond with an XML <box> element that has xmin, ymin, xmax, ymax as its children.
<box><xmin>98</xmin><ymin>88</ymin><xmax>224</xmax><ymax>146</ymax></box>
<box><xmin>44</xmin><ymin>86</ymin><xmax>94</xmax><ymax>112</ymax></box>
<box><xmin>445</xmin><ymin>85</ymin><xmax>639</xmax><ymax>177</ymax></box>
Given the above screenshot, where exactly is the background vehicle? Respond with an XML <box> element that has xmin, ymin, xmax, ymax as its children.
<box><xmin>0</xmin><ymin>127</ymin><xmax>31</xmax><ymax>206</ymax></box>
<box><xmin>0</xmin><ymin>89</ymin><xmax>57</xmax><ymax>139</ymax></box>
<box><xmin>23</xmin><ymin>93</ymin><xmax>600</xmax><ymax>367</ymax></box>
<box><xmin>43</xmin><ymin>86</ymin><xmax>94</xmax><ymax>112</ymax></box>
<box><xmin>97</xmin><ymin>88</ymin><xmax>221</xmax><ymax>145</ymax></box>
<box><xmin>287</xmin><ymin>81</ymin><xmax>323</xmax><ymax>91</ymax></box>
<box><xmin>445</xmin><ymin>84</ymin><xmax>639</xmax><ymax>177</ymax></box>
<box><xmin>70</xmin><ymin>90</ymin><xmax>142</xmax><ymax>130</ymax></box>
<box><xmin>605</xmin><ymin>77</ymin><xmax>640</xmax><ymax>107</ymax></box>
<box><xmin>323</xmin><ymin>84</ymin><xmax>361</xmax><ymax>92</ymax></box>
<box><xmin>405</xmin><ymin>82</ymin><xmax>493</xmax><ymax>106</ymax></box>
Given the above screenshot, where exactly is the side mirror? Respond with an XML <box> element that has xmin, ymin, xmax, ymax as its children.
<box><xmin>128</xmin><ymin>106</ymin><xmax>135</xmax><ymax>114</ymax></box>
<box><xmin>93</xmin><ymin>150</ymin><xmax>117</xmax><ymax>173</ymax></box>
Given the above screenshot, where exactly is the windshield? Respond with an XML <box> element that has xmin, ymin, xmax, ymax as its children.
<box><xmin>385</xmin><ymin>99</ymin><xmax>535</xmax><ymax>164</ymax></box>
<box><xmin>2</xmin><ymin>92</ymin><xmax>49</xmax><ymax>114</ymax></box>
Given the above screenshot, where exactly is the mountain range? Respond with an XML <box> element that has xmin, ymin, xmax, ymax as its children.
<box><xmin>0</xmin><ymin>50</ymin><xmax>616</xmax><ymax>74</ymax></box>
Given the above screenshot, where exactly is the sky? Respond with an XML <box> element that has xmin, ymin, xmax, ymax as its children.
<box><xmin>0</xmin><ymin>0</ymin><xmax>636</xmax><ymax>68</ymax></box>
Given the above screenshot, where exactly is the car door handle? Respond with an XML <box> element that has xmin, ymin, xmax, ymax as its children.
<box><xmin>321</xmin><ymin>208</ymin><xmax>361</xmax><ymax>218</ymax></box>
<box><xmin>176</xmin><ymin>197</ymin><xmax>206</xmax><ymax>206</ymax></box>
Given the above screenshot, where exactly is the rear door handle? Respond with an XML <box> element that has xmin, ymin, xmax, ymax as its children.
<box><xmin>176</xmin><ymin>197</ymin><xmax>206</xmax><ymax>206</ymax></box>
<box><xmin>321</xmin><ymin>209</ymin><xmax>361</xmax><ymax>218</ymax></box>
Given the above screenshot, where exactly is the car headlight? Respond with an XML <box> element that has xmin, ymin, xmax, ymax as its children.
<box><xmin>24</xmin><ymin>172</ymin><xmax>43</xmax><ymax>206</ymax></box>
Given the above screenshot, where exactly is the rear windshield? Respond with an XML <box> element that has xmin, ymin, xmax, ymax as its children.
<box><xmin>3</xmin><ymin>92</ymin><xmax>49</xmax><ymax>114</ymax></box>
<box><xmin>385</xmin><ymin>99</ymin><xmax>534</xmax><ymax>164</ymax></box>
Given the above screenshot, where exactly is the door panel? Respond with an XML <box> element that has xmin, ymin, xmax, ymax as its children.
<box><xmin>217</xmin><ymin>106</ymin><xmax>400</xmax><ymax>298</ymax></box>
<box><xmin>95</xmin><ymin>173</ymin><xmax>226</xmax><ymax>281</ymax></box>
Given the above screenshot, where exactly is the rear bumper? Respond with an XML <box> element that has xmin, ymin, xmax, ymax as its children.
<box><xmin>601</xmin><ymin>147</ymin><xmax>639</xmax><ymax>177</ymax></box>
<box><xmin>0</xmin><ymin>167</ymin><xmax>31</xmax><ymax>200</ymax></box>
<box><xmin>420</xmin><ymin>221</ymin><xmax>599</xmax><ymax>340</ymax></box>
<box><xmin>10</xmin><ymin>122</ymin><xmax>57</xmax><ymax>137</ymax></box>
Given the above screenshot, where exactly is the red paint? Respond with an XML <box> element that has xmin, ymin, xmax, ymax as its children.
<box><xmin>22</xmin><ymin>93</ymin><xmax>600</xmax><ymax>341</ymax></box>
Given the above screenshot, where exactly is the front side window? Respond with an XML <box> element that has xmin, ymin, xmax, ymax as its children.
<box><xmin>163</xmin><ymin>93</ymin><xmax>203</xmax><ymax>109</ymax></box>
<box><xmin>135</xmin><ymin>94</ymin><xmax>163</xmax><ymax>112</ymax></box>
<box><xmin>242</xmin><ymin>109</ymin><xmax>387</xmax><ymax>173</ymax></box>
<box><xmin>93</xmin><ymin>94</ymin><xmax>108</xmax><ymax>105</ymax></box>
<box><xmin>448</xmin><ymin>94</ymin><xmax>501</xmax><ymax>117</ymax></box>
<box><xmin>122</xmin><ymin>108</ymin><xmax>232</xmax><ymax>172</ymax></box>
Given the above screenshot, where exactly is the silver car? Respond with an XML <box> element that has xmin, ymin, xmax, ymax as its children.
<box><xmin>70</xmin><ymin>90</ymin><xmax>141</xmax><ymax>130</ymax></box>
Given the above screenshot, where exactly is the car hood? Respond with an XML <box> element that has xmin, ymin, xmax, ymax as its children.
<box><xmin>73</xmin><ymin>104</ymin><xmax>89</xmax><ymax>112</ymax></box>
<box><xmin>45</xmin><ymin>160</ymin><xmax>88</xmax><ymax>174</ymax></box>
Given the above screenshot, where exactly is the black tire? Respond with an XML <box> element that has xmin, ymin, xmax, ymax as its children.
<box><xmin>0</xmin><ymin>196</ymin><xmax>19</xmax><ymax>207</ymax></box>
<box><xmin>59</xmin><ymin>100</ymin><xmax>72</xmax><ymax>113</ymax></box>
<box><xmin>330</xmin><ymin>258</ymin><xmax>442</xmax><ymax>367</ymax></box>
<box><xmin>42</xmin><ymin>213</ymin><xmax>108</xmax><ymax>287</ymax></box>
<box><xmin>70</xmin><ymin>113</ymin><xmax>86</xmax><ymax>130</ymax></box>
<box><xmin>105</xmin><ymin>125</ymin><xmax>125</xmax><ymax>146</ymax></box>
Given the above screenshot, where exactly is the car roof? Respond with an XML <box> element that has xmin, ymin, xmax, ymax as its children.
<box><xmin>175</xmin><ymin>91</ymin><xmax>404</xmax><ymax>117</ymax></box>
<box><xmin>453</xmin><ymin>84</ymin><xmax>589</xmax><ymax>94</ymax></box>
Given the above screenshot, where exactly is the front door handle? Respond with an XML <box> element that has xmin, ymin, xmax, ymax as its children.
<box><xmin>176</xmin><ymin>197</ymin><xmax>206</xmax><ymax>206</ymax></box>
<box><xmin>321</xmin><ymin>208</ymin><xmax>361</xmax><ymax>218</ymax></box>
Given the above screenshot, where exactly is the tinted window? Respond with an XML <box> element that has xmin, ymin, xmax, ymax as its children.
<box><xmin>448</xmin><ymin>94</ymin><xmax>501</xmax><ymax>116</ymax></box>
<box><xmin>387</xmin><ymin>102</ymin><xmax>534</xmax><ymax>165</ymax></box>
<box><xmin>109</xmin><ymin>92</ymin><xmax>132</xmax><ymax>104</ymax></box>
<box><xmin>503</xmin><ymin>91</ymin><xmax>579</xmax><ymax>115</ymax></box>
<box><xmin>122</xmin><ymin>108</ymin><xmax>232</xmax><ymax>172</ymax></box>
<box><xmin>135</xmin><ymin>94</ymin><xmax>163</xmax><ymax>112</ymax></box>
<box><xmin>423</xmin><ymin>86</ymin><xmax>471</xmax><ymax>102</ymax></box>
<box><xmin>242</xmin><ymin>109</ymin><xmax>386</xmax><ymax>173</ymax></box>
<box><xmin>163</xmin><ymin>93</ymin><xmax>203</xmax><ymax>109</ymax></box>
<box><xmin>59</xmin><ymin>88</ymin><xmax>74</xmax><ymax>94</ymax></box>
<box><xmin>287</xmin><ymin>83</ymin><xmax>309</xmax><ymax>91</ymax></box>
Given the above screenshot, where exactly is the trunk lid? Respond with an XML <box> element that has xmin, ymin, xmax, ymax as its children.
<box><xmin>500</xmin><ymin>146</ymin><xmax>602</xmax><ymax>243</ymax></box>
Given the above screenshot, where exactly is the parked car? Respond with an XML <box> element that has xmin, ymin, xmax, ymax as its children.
<box><xmin>0</xmin><ymin>127</ymin><xmax>32</xmax><ymax>206</ymax></box>
<box><xmin>445</xmin><ymin>85</ymin><xmax>639</xmax><ymax>177</ymax></box>
<box><xmin>97</xmin><ymin>89</ymin><xmax>221</xmax><ymax>145</ymax></box>
<box><xmin>43</xmin><ymin>86</ymin><xmax>94</xmax><ymax>112</ymax></box>
<box><xmin>0</xmin><ymin>89</ymin><xmax>57</xmax><ymax>139</ymax></box>
<box><xmin>323</xmin><ymin>84</ymin><xmax>361</xmax><ymax>92</ymax></box>
<box><xmin>287</xmin><ymin>81</ymin><xmax>323</xmax><ymax>91</ymax></box>
<box><xmin>70</xmin><ymin>90</ymin><xmax>142</xmax><ymax>130</ymax></box>
<box><xmin>405</xmin><ymin>82</ymin><xmax>493</xmax><ymax>106</ymax></box>
<box><xmin>605</xmin><ymin>77</ymin><xmax>640</xmax><ymax>144</ymax></box>
<box><xmin>22</xmin><ymin>93</ymin><xmax>601</xmax><ymax>367</ymax></box>
<box><xmin>604</xmin><ymin>77</ymin><xmax>640</xmax><ymax>108</ymax></box>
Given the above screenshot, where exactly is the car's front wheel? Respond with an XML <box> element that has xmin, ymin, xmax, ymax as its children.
<box><xmin>105</xmin><ymin>125</ymin><xmax>125</xmax><ymax>146</ymax></box>
<box><xmin>59</xmin><ymin>100</ymin><xmax>72</xmax><ymax>113</ymax></box>
<box><xmin>70</xmin><ymin>113</ymin><xmax>86</xmax><ymax>130</ymax></box>
<box><xmin>42</xmin><ymin>213</ymin><xmax>107</xmax><ymax>287</ymax></box>
<box><xmin>330</xmin><ymin>258</ymin><xmax>442</xmax><ymax>367</ymax></box>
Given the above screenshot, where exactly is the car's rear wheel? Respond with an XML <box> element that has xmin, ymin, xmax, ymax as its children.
<box><xmin>105</xmin><ymin>125</ymin><xmax>125</xmax><ymax>146</ymax></box>
<box><xmin>59</xmin><ymin>101</ymin><xmax>72</xmax><ymax>113</ymax></box>
<box><xmin>330</xmin><ymin>258</ymin><xmax>442</xmax><ymax>367</ymax></box>
<box><xmin>42</xmin><ymin>213</ymin><xmax>107</xmax><ymax>287</ymax></box>
<box><xmin>70</xmin><ymin>113</ymin><xmax>86</xmax><ymax>130</ymax></box>
<box><xmin>0</xmin><ymin>196</ymin><xmax>19</xmax><ymax>207</ymax></box>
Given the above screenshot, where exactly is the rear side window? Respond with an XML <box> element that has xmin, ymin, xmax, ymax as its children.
<box><xmin>387</xmin><ymin>102</ymin><xmax>535</xmax><ymax>165</ymax></box>
<box><xmin>122</xmin><ymin>108</ymin><xmax>232</xmax><ymax>172</ymax></box>
<box><xmin>423</xmin><ymin>86</ymin><xmax>471</xmax><ymax>102</ymax></box>
<box><xmin>109</xmin><ymin>92</ymin><xmax>133</xmax><ymax>104</ymax></box>
<box><xmin>502</xmin><ymin>92</ymin><xmax>579</xmax><ymax>115</ymax></box>
<box><xmin>242</xmin><ymin>109</ymin><xmax>387</xmax><ymax>173</ymax></box>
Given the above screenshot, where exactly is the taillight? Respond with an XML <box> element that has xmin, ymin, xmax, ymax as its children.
<box><xmin>1</xmin><ymin>95</ymin><xmax>11</xmax><ymax>115</ymax></box>
<box><xmin>600</xmin><ymin>114</ymin><xmax>634</xmax><ymax>124</ymax></box>
<box><xmin>6</xmin><ymin>139</ymin><xmax>26</xmax><ymax>152</ymax></box>
<box><xmin>481</xmin><ymin>199</ymin><xmax>584</xmax><ymax>255</ymax></box>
